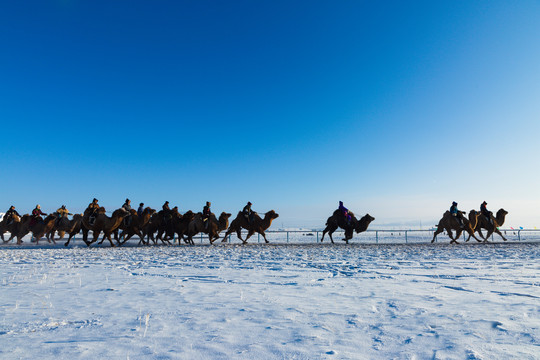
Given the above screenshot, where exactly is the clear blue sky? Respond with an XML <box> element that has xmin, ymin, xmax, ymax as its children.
<box><xmin>1</xmin><ymin>1</ymin><xmax>539</xmax><ymax>228</ymax></box>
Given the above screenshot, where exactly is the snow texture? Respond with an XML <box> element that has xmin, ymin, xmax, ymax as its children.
<box><xmin>1</xmin><ymin>243</ymin><xmax>539</xmax><ymax>359</ymax></box>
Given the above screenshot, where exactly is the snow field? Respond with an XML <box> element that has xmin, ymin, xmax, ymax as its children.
<box><xmin>0</xmin><ymin>243</ymin><xmax>539</xmax><ymax>359</ymax></box>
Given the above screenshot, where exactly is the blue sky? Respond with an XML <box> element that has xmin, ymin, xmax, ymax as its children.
<box><xmin>1</xmin><ymin>1</ymin><xmax>539</xmax><ymax>228</ymax></box>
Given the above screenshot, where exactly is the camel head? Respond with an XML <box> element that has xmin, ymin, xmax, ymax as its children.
<box><xmin>264</xmin><ymin>210</ymin><xmax>279</xmax><ymax>220</ymax></box>
<box><xmin>219</xmin><ymin>212</ymin><xmax>232</xmax><ymax>220</ymax></box>
<box><xmin>497</xmin><ymin>208</ymin><xmax>508</xmax><ymax>218</ymax></box>
<box><xmin>355</xmin><ymin>214</ymin><xmax>375</xmax><ymax>232</ymax></box>
<box><xmin>496</xmin><ymin>208</ymin><xmax>508</xmax><ymax>224</ymax></box>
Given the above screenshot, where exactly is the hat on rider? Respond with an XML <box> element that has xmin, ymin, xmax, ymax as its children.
<box><xmin>93</xmin><ymin>198</ymin><xmax>98</xmax><ymax>202</ymax></box>
<box><xmin>452</xmin><ymin>201</ymin><xmax>457</xmax><ymax>206</ymax></box>
<box><xmin>140</xmin><ymin>203</ymin><xmax>144</xmax><ymax>206</ymax></box>
<box><xmin>482</xmin><ymin>201</ymin><xmax>487</xmax><ymax>205</ymax></box>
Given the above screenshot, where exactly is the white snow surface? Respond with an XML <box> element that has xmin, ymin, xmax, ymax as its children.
<box><xmin>1</xmin><ymin>243</ymin><xmax>539</xmax><ymax>359</ymax></box>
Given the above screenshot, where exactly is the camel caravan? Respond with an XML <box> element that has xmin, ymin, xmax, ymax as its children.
<box><xmin>432</xmin><ymin>201</ymin><xmax>508</xmax><ymax>244</ymax></box>
<box><xmin>0</xmin><ymin>199</ymin><xmax>509</xmax><ymax>246</ymax></box>
<box><xmin>0</xmin><ymin>199</ymin><xmax>278</xmax><ymax>247</ymax></box>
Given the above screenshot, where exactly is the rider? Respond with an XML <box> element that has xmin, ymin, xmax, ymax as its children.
<box><xmin>202</xmin><ymin>201</ymin><xmax>211</xmax><ymax>229</ymax></box>
<box><xmin>4</xmin><ymin>205</ymin><xmax>21</xmax><ymax>225</ymax></box>
<box><xmin>31</xmin><ymin>204</ymin><xmax>47</xmax><ymax>226</ymax></box>
<box><xmin>480</xmin><ymin>201</ymin><xmax>494</xmax><ymax>224</ymax></box>
<box><xmin>162</xmin><ymin>201</ymin><xmax>171</xmax><ymax>224</ymax></box>
<box><xmin>450</xmin><ymin>201</ymin><xmax>464</xmax><ymax>228</ymax></box>
<box><xmin>339</xmin><ymin>201</ymin><xmax>351</xmax><ymax>225</ymax></box>
<box><xmin>137</xmin><ymin>202</ymin><xmax>144</xmax><ymax>217</ymax></box>
<box><xmin>55</xmin><ymin>205</ymin><xmax>72</xmax><ymax>225</ymax></box>
<box><xmin>87</xmin><ymin>198</ymin><xmax>100</xmax><ymax>225</ymax></box>
<box><xmin>242</xmin><ymin>202</ymin><xmax>254</xmax><ymax>224</ymax></box>
<box><xmin>122</xmin><ymin>199</ymin><xmax>132</xmax><ymax>225</ymax></box>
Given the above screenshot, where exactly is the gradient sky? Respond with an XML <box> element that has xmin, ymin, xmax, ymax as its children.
<box><xmin>1</xmin><ymin>1</ymin><xmax>539</xmax><ymax>228</ymax></box>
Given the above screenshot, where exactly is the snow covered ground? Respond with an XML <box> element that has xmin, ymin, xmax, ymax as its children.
<box><xmin>1</xmin><ymin>243</ymin><xmax>539</xmax><ymax>359</ymax></box>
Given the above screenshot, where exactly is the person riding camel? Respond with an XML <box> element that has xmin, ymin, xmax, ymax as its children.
<box><xmin>87</xmin><ymin>198</ymin><xmax>100</xmax><ymax>225</ymax></box>
<box><xmin>480</xmin><ymin>201</ymin><xmax>495</xmax><ymax>225</ymax></box>
<box><xmin>31</xmin><ymin>204</ymin><xmax>47</xmax><ymax>226</ymax></box>
<box><xmin>339</xmin><ymin>201</ymin><xmax>351</xmax><ymax>225</ymax></box>
<box><xmin>55</xmin><ymin>205</ymin><xmax>72</xmax><ymax>226</ymax></box>
<box><xmin>4</xmin><ymin>205</ymin><xmax>21</xmax><ymax>225</ymax></box>
<box><xmin>242</xmin><ymin>202</ymin><xmax>254</xmax><ymax>224</ymax></box>
<box><xmin>450</xmin><ymin>201</ymin><xmax>464</xmax><ymax>228</ymax></box>
<box><xmin>137</xmin><ymin>203</ymin><xmax>144</xmax><ymax>217</ymax></box>
<box><xmin>122</xmin><ymin>199</ymin><xmax>132</xmax><ymax>226</ymax></box>
<box><xmin>162</xmin><ymin>201</ymin><xmax>172</xmax><ymax>224</ymax></box>
<box><xmin>203</xmin><ymin>201</ymin><xmax>212</xmax><ymax>229</ymax></box>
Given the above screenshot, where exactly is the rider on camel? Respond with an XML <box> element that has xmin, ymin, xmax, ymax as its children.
<box><xmin>122</xmin><ymin>199</ymin><xmax>132</xmax><ymax>226</ymax></box>
<box><xmin>4</xmin><ymin>206</ymin><xmax>21</xmax><ymax>225</ymax></box>
<box><xmin>203</xmin><ymin>202</ymin><xmax>212</xmax><ymax>229</ymax></box>
<box><xmin>243</xmin><ymin>202</ymin><xmax>254</xmax><ymax>224</ymax></box>
<box><xmin>55</xmin><ymin>205</ymin><xmax>72</xmax><ymax>225</ymax></box>
<box><xmin>480</xmin><ymin>201</ymin><xmax>495</xmax><ymax>225</ymax></box>
<box><xmin>137</xmin><ymin>203</ymin><xmax>144</xmax><ymax>217</ymax></box>
<box><xmin>31</xmin><ymin>205</ymin><xmax>47</xmax><ymax>226</ymax></box>
<box><xmin>339</xmin><ymin>201</ymin><xmax>351</xmax><ymax>225</ymax></box>
<box><xmin>87</xmin><ymin>198</ymin><xmax>100</xmax><ymax>225</ymax></box>
<box><xmin>450</xmin><ymin>201</ymin><xmax>465</xmax><ymax>228</ymax></box>
<box><xmin>162</xmin><ymin>201</ymin><xmax>171</xmax><ymax>224</ymax></box>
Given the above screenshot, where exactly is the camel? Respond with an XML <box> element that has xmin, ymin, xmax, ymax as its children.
<box><xmin>142</xmin><ymin>207</ymin><xmax>182</xmax><ymax>245</ymax></box>
<box><xmin>466</xmin><ymin>208</ymin><xmax>508</xmax><ymax>242</ymax></box>
<box><xmin>186</xmin><ymin>212</ymin><xmax>232</xmax><ymax>244</ymax></box>
<box><xmin>46</xmin><ymin>214</ymin><xmax>84</xmax><ymax>247</ymax></box>
<box><xmin>321</xmin><ymin>210</ymin><xmax>375</xmax><ymax>244</ymax></box>
<box><xmin>222</xmin><ymin>210</ymin><xmax>279</xmax><ymax>244</ymax></box>
<box><xmin>1</xmin><ymin>214</ymin><xmax>22</xmax><ymax>243</ymax></box>
<box><xmin>115</xmin><ymin>207</ymin><xmax>156</xmax><ymax>245</ymax></box>
<box><xmin>14</xmin><ymin>214</ymin><xmax>58</xmax><ymax>245</ymax></box>
<box><xmin>432</xmin><ymin>210</ymin><xmax>482</xmax><ymax>244</ymax></box>
<box><xmin>81</xmin><ymin>207</ymin><xmax>129</xmax><ymax>247</ymax></box>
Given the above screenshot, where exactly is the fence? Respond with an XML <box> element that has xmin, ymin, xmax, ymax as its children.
<box><xmin>10</xmin><ymin>229</ymin><xmax>540</xmax><ymax>246</ymax></box>
<box><xmin>147</xmin><ymin>229</ymin><xmax>540</xmax><ymax>245</ymax></box>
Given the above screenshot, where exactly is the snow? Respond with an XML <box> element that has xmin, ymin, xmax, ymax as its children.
<box><xmin>1</xmin><ymin>243</ymin><xmax>539</xmax><ymax>359</ymax></box>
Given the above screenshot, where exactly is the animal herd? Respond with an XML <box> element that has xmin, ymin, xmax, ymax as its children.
<box><xmin>0</xmin><ymin>203</ymin><xmax>509</xmax><ymax>247</ymax></box>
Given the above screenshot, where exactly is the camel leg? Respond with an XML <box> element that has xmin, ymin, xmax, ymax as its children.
<box><xmin>244</xmin><ymin>230</ymin><xmax>255</xmax><ymax>244</ymax></box>
<box><xmin>328</xmin><ymin>230</ymin><xmax>335</xmax><ymax>244</ymax></box>
<box><xmin>432</xmin><ymin>225</ymin><xmax>446</xmax><ymax>243</ymax></box>
<box><xmin>104</xmin><ymin>232</ymin><xmax>115</xmax><ymax>247</ymax></box>
<box><xmin>342</xmin><ymin>229</ymin><xmax>353</xmax><ymax>244</ymax></box>
<box><xmin>259</xmin><ymin>231</ymin><xmax>269</xmax><ymax>244</ymax></box>
<box><xmin>221</xmin><ymin>230</ymin><xmax>231</xmax><ymax>243</ymax></box>
<box><xmin>451</xmin><ymin>229</ymin><xmax>463</xmax><ymax>244</ymax></box>
<box><xmin>493</xmin><ymin>228</ymin><xmax>507</xmax><ymax>241</ymax></box>
<box><xmin>467</xmin><ymin>230</ymin><xmax>483</xmax><ymax>243</ymax></box>
<box><xmin>89</xmin><ymin>230</ymin><xmax>100</xmax><ymax>246</ymax></box>
<box><xmin>65</xmin><ymin>233</ymin><xmax>74</xmax><ymax>247</ymax></box>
